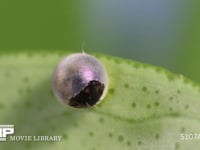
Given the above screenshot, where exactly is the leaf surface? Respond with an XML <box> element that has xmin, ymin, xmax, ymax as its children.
<box><xmin>0</xmin><ymin>52</ymin><xmax>200</xmax><ymax>150</ymax></box>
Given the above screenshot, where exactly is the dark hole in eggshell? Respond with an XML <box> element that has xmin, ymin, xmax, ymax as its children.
<box><xmin>68</xmin><ymin>80</ymin><xmax>105</xmax><ymax>108</ymax></box>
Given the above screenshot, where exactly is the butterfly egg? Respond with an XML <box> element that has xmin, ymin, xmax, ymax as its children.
<box><xmin>52</xmin><ymin>53</ymin><xmax>108</xmax><ymax>108</ymax></box>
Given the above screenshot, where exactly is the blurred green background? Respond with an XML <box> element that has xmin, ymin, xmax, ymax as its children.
<box><xmin>0</xmin><ymin>0</ymin><xmax>200</xmax><ymax>83</ymax></box>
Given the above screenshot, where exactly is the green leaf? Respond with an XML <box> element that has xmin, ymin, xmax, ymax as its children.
<box><xmin>0</xmin><ymin>52</ymin><xmax>200</xmax><ymax>150</ymax></box>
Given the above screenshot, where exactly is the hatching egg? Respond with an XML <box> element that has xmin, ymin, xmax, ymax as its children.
<box><xmin>52</xmin><ymin>53</ymin><xmax>108</xmax><ymax>108</ymax></box>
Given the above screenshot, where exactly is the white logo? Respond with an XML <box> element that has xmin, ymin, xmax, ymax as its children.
<box><xmin>0</xmin><ymin>124</ymin><xmax>62</xmax><ymax>142</ymax></box>
<box><xmin>0</xmin><ymin>125</ymin><xmax>14</xmax><ymax>141</ymax></box>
